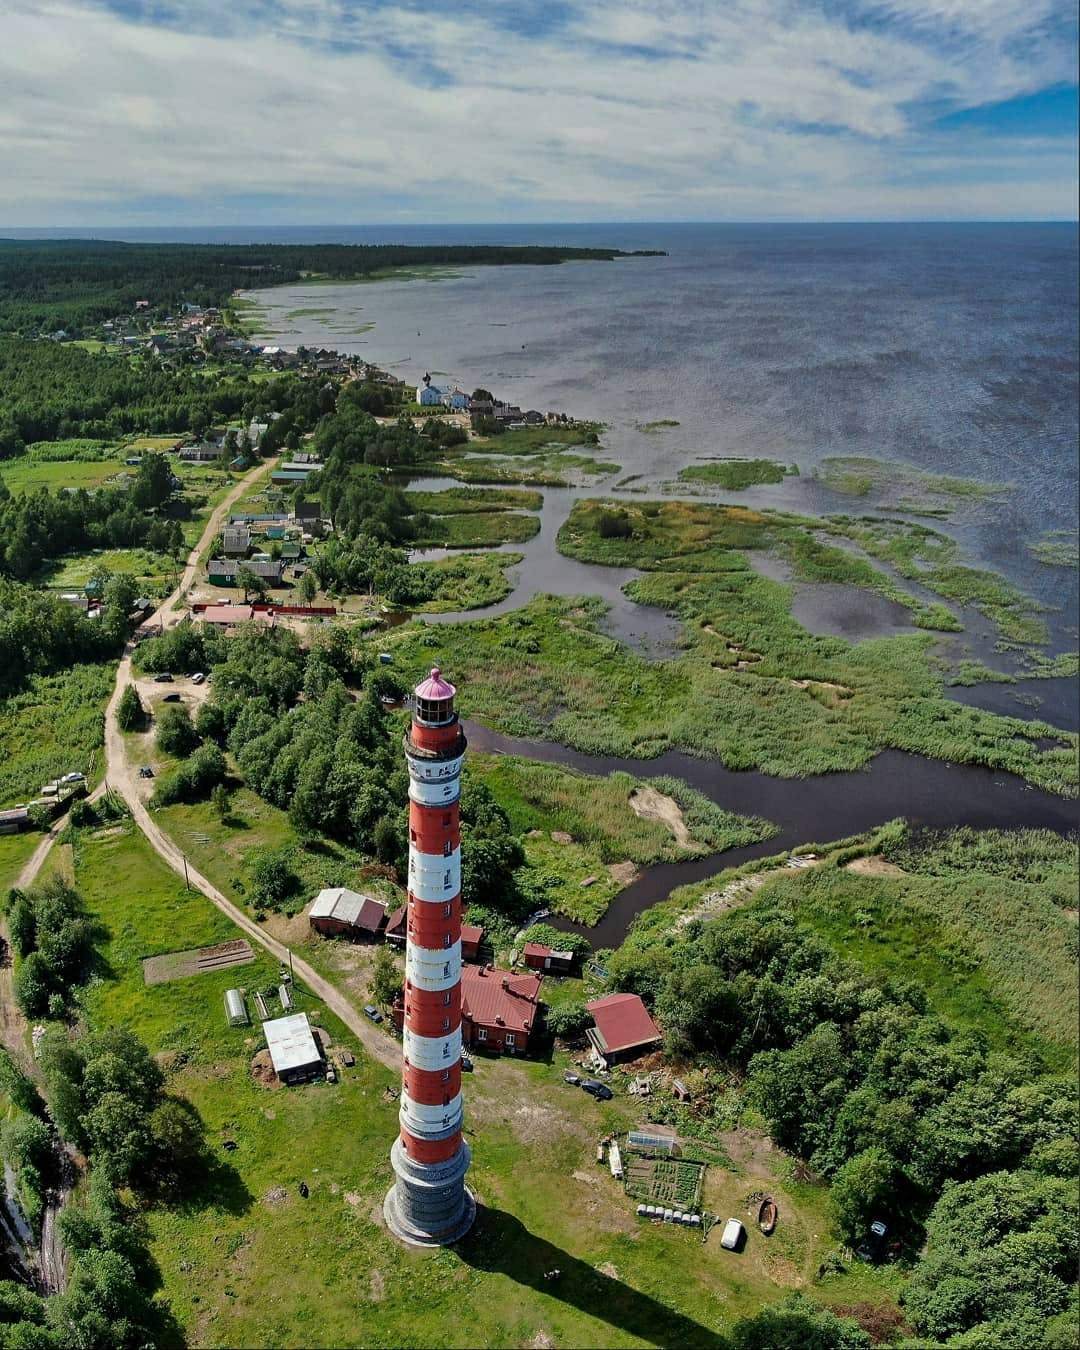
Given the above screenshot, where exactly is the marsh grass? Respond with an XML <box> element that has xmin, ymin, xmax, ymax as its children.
<box><xmin>413</xmin><ymin>511</ymin><xmax>540</xmax><ymax>548</ymax></box>
<box><xmin>817</xmin><ymin>457</ymin><xmax>1007</xmax><ymax>511</ymax></box>
<box><xmin>678</xmin><ymin>459</ymin><xmax>796</xmax><ymax>489</ymax></box>
<box><xmin>411</xmin><ymin>551</ymin><xmax>524</xmax><ymax>613</ymax></box>
<box><xmin>1029</xmin><ymin>530</ymin><xmax>1079</xmax><ymax>569</ymax></box>
<box><xmin>374</xmin><ymin>498</ymin><xmax>1077</xmax><ymax>795</ymax></box>
<box><xmin>406</xmin><ymin>487</ymin><xmax>543</xmax><ymax>514</ymax></box>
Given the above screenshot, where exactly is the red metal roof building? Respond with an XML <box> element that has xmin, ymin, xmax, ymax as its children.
<box><xmin>461</xmin><ymin>964</ymin><xmax>542</xmax><ymax>1055</ymax></box>
<box><xmin>384</xmin><ymin>905</ymin><xmax>407</xmax><ymax>945</ymax></box>
<box><xmin>523</xmin><ymin>942</ymin><xmax>576</xmax><ymax>974</ymax></box>
<box><xmin>586</xmin><ymin>992</ymin><xmax>662</xmax><ymax>1065</ymax></box>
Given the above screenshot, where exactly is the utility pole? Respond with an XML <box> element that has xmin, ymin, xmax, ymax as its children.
<box><xmin>183</xmin><ymin>855</ymin><xmax>190</xmax><ymax>890</ymax></box>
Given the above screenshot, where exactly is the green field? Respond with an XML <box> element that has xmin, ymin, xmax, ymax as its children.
<box><xmin>55</xmin><ymin>820</ymin><xmax>898</xmax><ymax>1347</ymax></box>
<box><xmin>40</xmin><ymin>545</ymin><xmax>177</xmax><ymax>592</ymax></box>
<box><xmin>414</xmin><ymin>511</ymin><xmax>541</xmax><ymax>548</ymax></box>
<box><xmin>0</xmin><ymin>456</ymin><xmax>129</xmax><ymax>494</ymax></box>
<box><xmin>0</xmin><ymin>661</ymin><xmax>114</xmax><ymax>806</ymax></box>
<box><xmin>411</xmin><ymin>551</ymin><xmax>524</xmax><ymax>613</ymax></box>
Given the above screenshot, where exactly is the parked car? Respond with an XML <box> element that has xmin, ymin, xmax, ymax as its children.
<box><xmin>60</xmin><ymin>772</ymin><xmax>85</xmax><ymax>783</ymax></box>
<box><xmin>461</xmin><ymin>1055</ymin><xmax>474</xmax><ymax>1072</ymax></box>
<box><xmin>191</xmin><ymin>672</ymin><xmax>206</xmax><ymax>685</ymax></box>
<box><xmin>161</xmin><ymin>692</ymin><xmax>181</xmax><ymax>702</ymax></box>
<box><xmin>563</xmin><ymin>1071</ymin><xmax>581</xmax><ymax>1086</ymax></box>
<box><xmin>153</xmin><ymin>672</ymin><xmax>173</xmax><ymax>682</ymax></box>
<box><xmin>138</xmin><ymin>766</ymin><xmax>155</xmax><ymax>779</ymax></box>
<box><xmin>363</xmin><ymin>1005</ymin><xmax>383</xmax><ymax>1024</ymax></box>
<box><xmin>325</xmin><ymin>1065</ymin><xmax>337</xmax><ymax>1084</ymax></box>
<box><xmin>581</xmin><ymin>1079</ymin><xmax>613</xmax><ymax>1100</ymax></box>
<box><xmin>856</xmin><ymin>1220</ymin><xmax>889</xmax><ymax>1263</ymax></box>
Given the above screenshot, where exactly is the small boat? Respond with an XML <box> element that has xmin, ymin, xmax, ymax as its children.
<box><xmin>758</xmin><ymin>1197</ymin><xmax>778</xmax><ymax>1236</ymax></box>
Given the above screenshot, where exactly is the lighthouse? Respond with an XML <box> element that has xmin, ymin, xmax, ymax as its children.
<box><xmin>384</xmin><ymin>667</ymin><xmax>476</xmax><ymax>1246</ymax></box>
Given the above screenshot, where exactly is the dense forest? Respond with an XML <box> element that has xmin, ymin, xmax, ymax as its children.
<box><xmin>0</xmin><ymin>239</ymin><xmax>661</xmax><ymax>332</ymax></box>
<box><xmin>0</xmin><ymin>339</ymin><xmax>314</xmax><ymax>451</ymax></box>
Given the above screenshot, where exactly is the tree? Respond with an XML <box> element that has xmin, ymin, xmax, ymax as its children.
<box><xmin>236</xmin><ymin>565</ymin><xmax>268</xmax><ymax>602</ymax></box>
<box><xmin>0</xmin><ymin>1048</ymin><xmax>45</xmax><ymax>1117</ymax></box>
<box><xmin>369</xmin><ymin>945</ymin><xmax>400</xmax><ymax>1007</ymax></box>
<box><xmin>298</xmin><ymin>569</ymin><xmax>318</xmax><ymax>603</ymax></box>
<box><xmin>146</xmin><ymin>1099</ymin><xmax>205</xmax><ymax>1193</ymax></box>
<box><xmin>14</xmin><ymin>952</ymin><xmax>52</xmax><ymax>1019</ymax></box>
<box><xmin>830</xmin><ymin>1147</ymin><xmax>897</xmax><ymax>1248</ymax></box>
<box><xmin>115</xmin><ymin>684</ymin><xmax>144</xmax><ymax>732</ymax></box>
<box><xmin>130</xmin><ymin>453</ymin><xmax>174</xmax><ymax>510</ymax></box>
<box><xmin>731</xmin><ymin>1295</ymin><xmax>871</xmax><ymax>1350</ymax></box>
<box><xmin>210</xmin><ymin>783</ymin><xmax>230</xmax><ymax>821</ymax></box>
<box><xmin>154</xmin><ymin>703</ymin><xmax>199</xmax><ymax>757</ymax></box>
<box><xmin>249</xmin><ymin>848</ymin><xmax>298</xmax><ymax>911</ymax></box>
<box><xmin>902</xmin><ymin>1170</ymin><xmax>1077</xmax><ymax>1347</ymax></box>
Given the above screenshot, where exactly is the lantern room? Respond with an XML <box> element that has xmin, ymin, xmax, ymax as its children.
<box><xmin>413</xmin><ymin>667</ymin><xmax>456</xmax><ymax>726</ymax></box>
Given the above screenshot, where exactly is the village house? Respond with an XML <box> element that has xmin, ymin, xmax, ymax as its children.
<box><xmin>461</xmin><ymin>965</ymin><xmax>542</xmax><ymax>1054</ymax></box>
<box><xmin>222</xmin><ymin>525</ymin><xmax>251</xmax><ymax>555</ymax></box>
<box><xmin>178</xmin><ymin>444</ymin><xmax>220</xmax><ymax>462</ymax></box>
<box><xmin>308</xmin><ymin>887</ymin><xmax>386</xmax><ymax>941</ymax></box>
<box><xmin>440</xmin><ymin>388</ymin><xmax>470</xmax><ymax>411</ymax></box>
<box><xmin>586</xmin><ymin>992</ymin><xmax>663</xmax><ymax>1066</ymax></box>
<box><xmin>207</xmin><ymin>558</ymin><xmax>285</xmax><ymax>586</ymax></box>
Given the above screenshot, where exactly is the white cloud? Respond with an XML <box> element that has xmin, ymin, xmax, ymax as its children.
<box><xmin>0</xmin><ymin>0</ymin><xmax>1074</xmax><ymax>223</ymax></box>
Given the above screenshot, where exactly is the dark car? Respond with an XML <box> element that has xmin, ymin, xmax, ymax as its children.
<box><xmin>363</xmin><ymin>1005</ymin><xmax>383</xmax><ymax>1023</ymax></box>
<box><xmin>461</xmin><ymin>1055</ymin><xmax>474</xmax><ymax>1072</ymax></box>
<box><xmin>581</xmin><ymin>1079</ymin><xmax>613</xmax><ymax>1100</ymax></box>
<box><xmin>138</xmin><ymin>766</ymin><xmax>155</xmax><ymax>779</ymax></box>
<box><xmin>153</xmin><ymin>672</ymin><xmax>173</xmax><ymax>682</ymax></box>
<box><xmin>161</xmin><ymin>692</ymin><xmax>181</xmax><ymax>703</ymax></box>
<box><xmin>563</xmin><ymin>1071</ymin><xmax>581</xmax><ymax>1086</ymax></box>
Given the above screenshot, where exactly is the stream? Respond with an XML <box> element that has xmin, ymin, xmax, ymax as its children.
<box><xmin>463</xmin><ymin>721</ymin><xmax>1080</xmax><ymax>948</ymax></box>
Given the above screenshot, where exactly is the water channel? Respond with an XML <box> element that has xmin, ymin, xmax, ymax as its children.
<box><xmin>463</xmin><ymin>720</ymin><xmax>1079</xmax><ymax>948</ymax></box>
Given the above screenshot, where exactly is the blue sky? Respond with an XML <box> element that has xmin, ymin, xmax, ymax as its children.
<box><xmin>2</xmin><ymin>0</ymin><xmax>1076</xmax><ymax>223</ymax></box>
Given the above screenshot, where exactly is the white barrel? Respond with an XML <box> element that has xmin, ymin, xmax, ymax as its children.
<box><xmin>409</xmin><ymin>776</ymin><xmax>461</xmax><ymax>807</ymax></box>
<box><xmin>406</xmin><ymin>941</ymin><xmax>461</xmax><ymax>991</ymax></box>
<box><xmin>408</xmin><ymin>851</ymin><xmax>460</xmax><ymax>901</ymax></box>
<box><xmin>400</xmin><ymin>1091</ymin><xmax>463</xmax><ymax>1134</ymax></box>
<box><xmin>406</xmin><ymin>751</ymin><xmax>465</xmax><ymax>784</ymax></box>
<box><xmin>403</xmin><ymin>1025</ymin><xmax>462</xmax><ymax>1071</ymax></box>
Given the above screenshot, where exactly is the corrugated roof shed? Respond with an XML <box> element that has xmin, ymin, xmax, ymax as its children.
<box><xmin>264</xmin><ymin>1013</ymin><xmax>321</xmax><ymax>1076</ymax></box>
<box><xmin>586</xmin><ymin>992</ymin><xmax>662</xmax><ymax>1055</ymax></box>
<box><xmin>310</xmin><ymin>887</ymin><xmax>386</xmax><ymax>932</ymax></box>
<box><xmin>200</xmin><ymin>604</ymin><xmax>255</xmax><ymax>625</ymax></box>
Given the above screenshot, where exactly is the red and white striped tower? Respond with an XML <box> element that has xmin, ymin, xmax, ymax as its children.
<box><xmin>384</xmin><ymin>667</ymin><xmax>475</xmax><ymax>1246</ymax></box>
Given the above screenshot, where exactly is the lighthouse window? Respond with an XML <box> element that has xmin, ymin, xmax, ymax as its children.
<box><xmin>443</xmin><ymin>991</ymin><xmax>451</xmax><ymax>1006</ymax></box>
<box><xmin>443</xmin><ymin>933</ymin><xmax>452</xmax><ymax>948</ymax></box>
<box><xmin>443</xmin><ymin>839</ymin><xmax>452</xmax><ymax>856</ymax></box>
<box><xmin>441</xmin><ymin>1069</ymin><xmax>450</xmax><ymax>1082</ymax></box>
<box><xmin>442</xmin><ymin>1018</ymin><xmax>450</xmax><ymax>1031</ymax></box>
<box><xmin>443</xmin><ymin>869</ymin><xmax>451</xmax><ymax>889</ymax></box>
<box><xmin>443</xmin><ymin>903</ymin><xmax>452</xmax><ymax>918</ymax></box>
<box><xmin>442</xmin><ymin>814</ymin><xmax>451</xmax><ymax>826</ymax></box>
<box><xmin>410</xmin><ymin>828</ymin><xmax>417</xmax><ymax>842</ymax></box>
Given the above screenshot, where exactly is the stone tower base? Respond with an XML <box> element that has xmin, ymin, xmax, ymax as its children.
<box><xmin>384</xmin><ymin>1137</ymin><xmax>476</xmax><ymax>1247</ymax></box>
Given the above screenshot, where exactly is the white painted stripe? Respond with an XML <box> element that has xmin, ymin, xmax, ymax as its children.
<box><xmin>405</xmin><ymin>942</ymin><xmax>461</xmax><ymax>991</ymax></box>
<box><xmin>406</xmin><ymin>752</ymin><xmax>464</xmax><ymax>784</ymax></box>
<box><xmin>407</xmin><ymin>852</ymin><xmax>460</xmax><ymax>900</ymax></box>
<box><xmin>400</xmin><ymin>1091</ymin><xmax>463</xmax><ymax>1130</ymax></box>
<box><xmin>409</xmin><ymin>777</ymin><xmax>461</xmax><ymax>807</ymax></box>
<box><xmin>403</xmin><ymin>1025</ymin><xmax>462</xmax><ymax>1071</ymax></box>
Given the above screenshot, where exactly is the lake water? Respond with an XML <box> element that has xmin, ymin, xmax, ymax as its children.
<box><xmin>240</xmin><ymin>221</ymin><xmax>1078</xmax><ymax>651</ymax></box>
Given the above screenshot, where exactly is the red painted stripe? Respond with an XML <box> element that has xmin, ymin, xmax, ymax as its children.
<box><xmin>404</xmin><ymin>1062</ymin><xmax>461</xmax><ymax>1104</ymax></box>
<box><xmin>400</xmin><ymin>1129</ymin><xmax>462</xmax><ymax>1165</ymax></box>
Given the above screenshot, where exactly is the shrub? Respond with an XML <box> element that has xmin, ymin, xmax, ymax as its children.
<box><xmin>597</xmin><ymin>509</ymin><xmax>632</xmax><ymax>539</ymax></box>
<box><xmin>154</xmin><ymin>704</ymin><xmax>199</xmax><ymax>757</ymax></box>
<box><xmin>545</xmin><ymin>1002</ymin><xmax>590</xmax><ymax>1038</ymax></box>
<box><xmin>248</xmin><ymin>847</ymin><xmax>299</xmax><ymax>912</ymax></box>
<box><xmin>152</xmin><ymin>742</ymin><xmax>226</xmax><ymax>805</ymax></box>
<box><xmin>115</xmin><ymin>684</ymin><xmax>144</xmax><ymax>732</ymax></box>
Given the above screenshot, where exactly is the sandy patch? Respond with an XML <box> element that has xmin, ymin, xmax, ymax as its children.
<box><xmin>845</xmin><ymin>855</ymin><xmax>905</xmax><ymax>877</ymax></box>
<box><xmin>608</xmin><ymin>860</ymin><xmax>640</xmax><ymax>886</ymax></box>
<box><xmin>262</xmin><ymin>1185</ymin><xmax>289</xmax><ymax>1207</ymax></box>
<box><xmin>628</xmin><ymin>785</ymin><xmax>691</xmax><ymax>848</ymax></box>
<box><xmin>572</xmin><ymin>1170</ymin><xmax>601</xmax><ymax>1187</ymax></box>
<box><xmin>250</xmin><ymin>1049</ymin><xmax>281</xmax><ymax>1088</ymax></box>
<box><xmin>345</xmin><ymin>1191</ymin><xmax>362</xmax><ymax>1207</ymax></box>
<box><xmin>262</xmin><ymin>909</ymin><xmax>313</xmax><ymax>946</ymax></box>
<box><xmin>528</xmin><ymin>1333</ymin><xmax>554</xmax><ymax>1349</ymax></box>
<box><xmin>550</xmin><ymin>830</ymin><xmax>574</xmax><ymax>845</ymax></box>
<box><xmin>598</xmin><ymin>1262</ymin><xmax>619</xmax><ymax>1279</ymax></box>
<box><xmin>368</xmin><ymin>1270</ymin><xmax>385</xmax><ymax>1302</ymax></box>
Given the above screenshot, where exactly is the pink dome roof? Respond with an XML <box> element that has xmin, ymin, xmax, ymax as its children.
<box><xmin>415</xmin><ymin>666</ymin><xmax>456</xmax><ymax>700</ymax></box>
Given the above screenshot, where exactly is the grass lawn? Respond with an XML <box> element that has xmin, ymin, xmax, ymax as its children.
<box><xmin>406</xmin><ymin>487</ymin><xmax>543</xmax><ymax>514</ymax></box>
<box><xmin>0</xmin><ymin>662</ymin><xmax>114</xmax><ymax>806</ymax></box>
<box><xmin>60</xmin><ymin>822</ymin><xmax>897</xmax><ymax>1347</ymax></box>
<box><xmin>0</xmin><ymin>832</ymin><xmax>41</xmax><ymax>891</ymax></box>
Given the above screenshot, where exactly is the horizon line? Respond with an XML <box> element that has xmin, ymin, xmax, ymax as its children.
<box><xmin>2</xmin><ymin>218</ymin><xmax>1078</xmax><ymax>233</ymax></box>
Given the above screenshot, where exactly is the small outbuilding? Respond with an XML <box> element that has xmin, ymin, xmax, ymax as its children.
<box><xmin>460</xmin><ymin>922</ymin><xmax>484</xmax><ymax>962</ymax></box>
<box><xmin>586</xmin><ymin>992</ymin><xmax>663</xmax><ymax>1066</ymax></box>
<box><xmin>264</xmin><ymin>1013</ymin><xmax>323</xmax><ymax>1085</ymax></box>
<box><xmin>523</xmin><ymin>942</ymin><xmax>575</xmax><ymax>974</ymax></box>
<box><xmin>384</xmin><ymin>905</ymin><xmax>407</xmax><ymax>946</ymax></box>
<box><xmin>224</xmin><ymin>989</ymin><xmax>249</xmax><ymax>1026</ymax></box>
<box><xmin>308</xmin><ymin>887</ymin><xmax>386</xmax><ymax>941</ymax></box>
